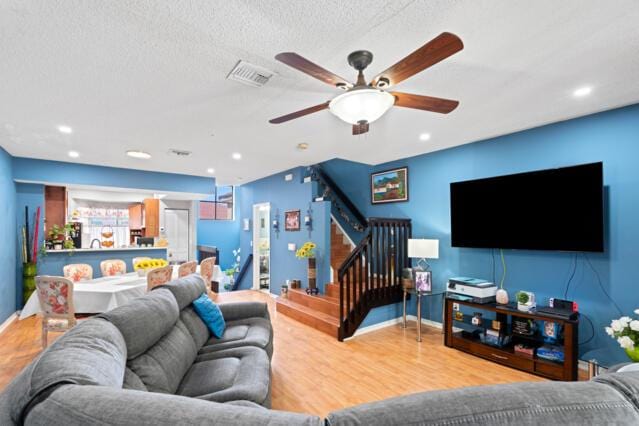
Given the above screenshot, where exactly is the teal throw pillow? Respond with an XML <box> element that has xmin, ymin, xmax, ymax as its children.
<box><xmin>192</xmin><ymin>293</ymin><xmax>226</xmax><ymax>338</ymax></box>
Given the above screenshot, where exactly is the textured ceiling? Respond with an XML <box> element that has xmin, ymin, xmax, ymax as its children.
<box><xmin>2</xmin><ymin>1</ymin><xmax>639</xmax><ymax>185</ymax></box>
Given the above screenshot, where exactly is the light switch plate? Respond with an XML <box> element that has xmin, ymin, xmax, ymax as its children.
<box><xmin>288</xmin><ymin>243</ymin><xmax>296</xmax><ymax>251</ymax></box>
<box><xmin>285</xmin><ymin>173</ymin><xmax>293</xmax><ymax>181</ymax></box>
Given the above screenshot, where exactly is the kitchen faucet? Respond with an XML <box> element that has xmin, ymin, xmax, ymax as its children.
<box><xmin>90</xmin><ymin>239</ymin><xmax>102</xmax><ymax>249</ymax></box>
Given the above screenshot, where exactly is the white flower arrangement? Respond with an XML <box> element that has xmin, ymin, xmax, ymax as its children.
<box><xmin>606</xmin><ymin>311</ymin><xmax>639</xmax><ymax>351</ymax></box>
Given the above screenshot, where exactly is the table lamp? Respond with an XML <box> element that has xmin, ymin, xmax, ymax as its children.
<box><xmin>408</xmin><ymin>239</ymin><xmax>439</xmax><ymax>292</ymax></box>
<box><xmin>408</xmin><ymin>238</ymin><xmax>439</xmax><ymax>270</ymax></box>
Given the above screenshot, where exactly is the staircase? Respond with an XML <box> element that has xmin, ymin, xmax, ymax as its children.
<box><xmin>275</xmin><ymin>164</ymin><xmax>412</xmax><ymax>341</ymax></box>
<box><xmin>330</xmin><ymin>222</ymin><xmax>354</xmax><ymax>281</ymax></box>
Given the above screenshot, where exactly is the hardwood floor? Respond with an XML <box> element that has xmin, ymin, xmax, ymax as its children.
<box><xmin>1</xmin><ymin>290</ymin><xmax>551</xmax><ymax>418</ymax></box>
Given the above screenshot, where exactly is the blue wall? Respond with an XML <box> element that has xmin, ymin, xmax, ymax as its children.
<box><xmin>323</xmin><ymin>103</ymin><xmax>639</xmax><ymax>354</ymax></box>
<box><xmin>197</xmin><ymin>191</ymin><xmax>241</xmax><ymax>270</ymax></box>
<box><xmin>12</xmin><ymin>157</ymin><xmax>215</xmax><ymax>195</ymax></box>
<box><xmin>236</xmin><ymin>167</ymin><xmax>331</xmax><ymax>295</ymax></box>
<box><xmin>0</xmin><ymin>148</ymin><xmax>17</xmax><ymax>323</ymax></box>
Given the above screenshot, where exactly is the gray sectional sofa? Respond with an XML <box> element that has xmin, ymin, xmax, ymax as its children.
<box><xmin>2</xmin><ymin>274</ymin><xmax>639</xmax><ymax>425</ymax></box>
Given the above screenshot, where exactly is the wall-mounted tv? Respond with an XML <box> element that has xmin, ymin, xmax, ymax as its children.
<box><xmin>450</xmin><ymin>162</ymin><xmax>604</xmax><ymax>252</ymax></box>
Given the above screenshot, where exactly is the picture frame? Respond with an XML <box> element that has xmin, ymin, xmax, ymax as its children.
<box><xmin>371</xmin><ymin>167</ymin><xmax>409</xmax><ymax>204</ymax></box>
<box><xmin>284</xmin><ymin>210</ymin><xmax>300</xmax><ymax>231</ymax></box>
<box><xmin>414</xmin><ymin>270</ymin><xmax>432</xmax><ymax>292</ymax></box>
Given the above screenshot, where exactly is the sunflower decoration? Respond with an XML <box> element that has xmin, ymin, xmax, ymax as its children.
<box><xmin>134</xmin><ymin>258</ymin><xmax>167</xmax><ymax>271</ymax></box>
<box><xmin>295</xmin><ymin>241</ymin><xmax>316</xmax><ymax>259</ymax></box>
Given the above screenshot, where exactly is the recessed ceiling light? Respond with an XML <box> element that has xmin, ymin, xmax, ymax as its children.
<box><xmin>297</xmin><ymin>143</ymin><xmax>309</xmax><ymax>150</ymax></box>
<box><xmin>126</xmin><ymin>150</ymin><xmax>152</xmax><ymax>159</ymax></box>
<box><xmin>206</xmin><ymin>168</ymin><xmax>215</xmax><ymax>174</ymax></box>
<box><xmin>232</xmin><ymin>152</ymin><xmax>242</xmax><ymax>160</ymax></box>
<box><xmin>419</xmin><ymin>133</ymin><xmax>431</xmax><ymax>141</ymax></box>
<box><xmin>67</xmin><ymin>150</ymin><xmax>79</xmax><ymax>158</ymax></box>
<box><xmin>573</xmin><ymin>86</ymin><xmax>592</xmax><ymax>98</ymax></box>
<box><xmin>57</xmin><ymin>125</ymin><xmax>73</xmax><ymax>134</ymax></box>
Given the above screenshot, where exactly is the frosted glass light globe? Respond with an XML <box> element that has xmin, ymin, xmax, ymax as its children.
<box><xmin>328</xmin><ymin>88</ymin><xmax>395</xmax><ymax>125</ymax></box>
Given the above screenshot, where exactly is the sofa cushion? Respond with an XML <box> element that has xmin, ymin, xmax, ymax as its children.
<box><xmin>178</xmin><ymin>346</ymin><xmax>271</xmax><ymax>407</ymax></box>
<box><xmin>155</xmin><ymin>274</ymin><xmax>207</xmax><ymax>310</ymax></box>
<box><xmin>0</xmin><ymin>318</ymin><xmax>126</xmax><ymax>425</ymax></box>
<box><xmin>127</xmin><ymin>320</ymin><xmax>198</xmax><ymax>394</ymax></box>
<box><xmin>123</xmin><ymin>368</ymin><xmax>147</xmax><ymax>391</ymax></box>
<box><xmin>24</xmin><ymin>384</ymin><xmax>323</xmax><ymax>426</ymax></box>
<box><xmin>325</xmin><ymin>378</ymin><xmax>639</xmax><ymax>425</ymax></box>
<box><xmin>99</xmin><ymin>288</ymin><xmax>179</xmax><ymax>360</ymax></box>
<box><xmin>199</xmin><ymin>317</ymin><xmax>273</xmax><ymax>358</ymax></box>
<box><xmin>192</xmin><ymin>293</ymin><xmax>226</xmax><ymax>338</ymax></box>
<box><xmin>180</xmin><ymin>306</ymin><xmax>210</xmax><ymax>349</ymax></box>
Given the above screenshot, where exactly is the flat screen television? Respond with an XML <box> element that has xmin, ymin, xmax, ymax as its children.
<box><xmin>450</xmin><ymin>162</ymin><xmax>604</xmax><ymax>252</ymax></box>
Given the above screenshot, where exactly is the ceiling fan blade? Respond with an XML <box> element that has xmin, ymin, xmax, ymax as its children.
<box><xmin>391</xmin><ymin>92</ymin><xmax>459</xmax><ymax>114</ymax></box>
<box><xmin>269</xmin><ymin>102</ymin><xmax>330</xmax><ymax>124</ymax></box>
<box><xmin>370</xmin><ymin>32</ymin><xmax>463</xmax><ymax>88</ymax></box>
<box><xmin>352</xmin><ymin>122</ymin><xmax>370</xmax><ymax>135</ymax></box>
<box><xmin>275</xmin><ymin>52</ymin><xmax>353</xmax><ymax>89</ymax></box>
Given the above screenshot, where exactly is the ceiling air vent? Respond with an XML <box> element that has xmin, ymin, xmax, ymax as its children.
<box><xmin>168</xmin><ymin>149</ymin><xmax>192</xmax><ymax>157</ymax></box>
<box><xmin>226</xmin><ymin>60</ymin><xmax>275</xmax><ymax>87</ymax></box>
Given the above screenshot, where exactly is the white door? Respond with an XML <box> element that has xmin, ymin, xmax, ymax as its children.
<box><xmin>252</xmin><ymin>203</ymin><xmax>270</xmax><ymax>291</ymax></box>
<box><xmin>165</xmin><ymin>209</ymin><xmax>189</xmax><ymax>263</ymax></box>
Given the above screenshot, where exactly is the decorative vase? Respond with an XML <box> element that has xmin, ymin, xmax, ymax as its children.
<box><xmin>496</xmin><ymin>288</ymin><xmax>509</xmax><ymax>304</ymax></box>
<box><xmin>23</xmin><ymin>262</ymin><xmax>37</xmax><ymax>304</ymax></box>
<box><xmin>626</xmin><ymin>346</ymin><xmax>639</xmax><ymax>362</ymax></box>
<box><xmin>306</xmin><ymin>257</ymin><xmax>318</xmax><ymax>295</ymax></box>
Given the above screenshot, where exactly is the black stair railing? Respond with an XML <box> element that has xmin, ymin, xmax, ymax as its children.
<box><xmin>232</xmin><ymin>253</ymin><xmax>253</xmax><ymax>291</ymax></box>
<box><xmin>337</xmin><ymin>218</ymin><xmax>412</xmax><ymax>340</ymax></box>
<box><xmin>308</xmin><ymin>165</ymin><xmax>367</xmax><ymax>233</ymax></box>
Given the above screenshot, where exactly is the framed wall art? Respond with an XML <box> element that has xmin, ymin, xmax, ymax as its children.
<box><xmin>371</xmin><ymin>167</ymin><xmax>408</xmax><ymax>204</ymax></box>
<box><xmin>285</xmin><ymin>210</ymin><xmax>301</xmax><ymax>231</ymax></box>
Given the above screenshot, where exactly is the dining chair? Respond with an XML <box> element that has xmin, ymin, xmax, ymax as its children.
<box><xmin>100</xmin><ymin>259</ymin><xmax>126</xmax><ymax>277</ymax></box>
<box><xmin>35</xmin><ymin>276</ymin><xmax>77</xmax><ymax>348</ymax></box>
<box><xmin>132</xmin><ymin>257</ymin><xmax>151</xmax><ymax>267</ymax></box>
<box><xmin>199</xmin><ymin>257</ymin><xmax>216</xmax><ymax>290</ymax></box>
<box><xmin>63</xmin><ymin>264</ymin><xmax>93</xmax><ymax>282</ymax></box>
<box><xmin>177</xmin><ymin>261</ymin><xmax>197</xmax><ymax>278</ymax></box>
<box><xmin>146</xmin><ymin>265</ymin><xmax>173</xmax><ymax>291</ymax></box>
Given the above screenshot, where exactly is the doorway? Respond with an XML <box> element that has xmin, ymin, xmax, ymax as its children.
<box><xmin>252</xmin><ymin>203</ymin><xmax>270</xmax><ymax>292</ymax></box>
<box><xmin>165</xmin><ymin>208</ymin><xmax>189</xmax><ymax>263</ymax></box>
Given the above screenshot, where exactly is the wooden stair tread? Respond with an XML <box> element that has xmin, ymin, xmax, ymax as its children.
<box><xmin>276</xmin><ymin>297</ymin><xmax>339</xmax><ymax>338</ymax></box>
<box><xmin>288</xmin><ymin>288</ymin><xmax>340</xmax><ymax>317</ymax></box>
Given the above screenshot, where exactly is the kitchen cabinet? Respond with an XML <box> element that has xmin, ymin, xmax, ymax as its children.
<box><xmin>128</xmin><ymin>204</ymin><xmax>144</xmax><ymax>230</ymax></box>
<box><xmin>44</xmin><ymin>186</ymin><xmax>67</xmax><ymax>231</ymax></box>
<box><xmin>143</xmin><ymin>198</ymin><xmax>160</xmax><ymax>237</ymax></box>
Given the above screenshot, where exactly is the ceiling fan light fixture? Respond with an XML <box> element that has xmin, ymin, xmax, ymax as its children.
<box><xmin>328</xmin><ymin>88</ymin><xmax>395</xmax><ymax>125</ymax></box>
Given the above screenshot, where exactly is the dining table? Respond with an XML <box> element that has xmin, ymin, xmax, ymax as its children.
<box><xmin>19</xmin><ymin>265</ymin><xmax>228</xmax><ymax>319</ymax></box>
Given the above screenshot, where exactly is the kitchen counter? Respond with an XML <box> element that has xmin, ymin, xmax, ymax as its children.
<box><xmin>46</xmin><ymin>246</ymin><xmax>168</xmax><ymax>253</ymax></box>
<box><xmin>39</xmin><ymin>247</ymin><xmax>168</xmax><ymax>278</ymax></box>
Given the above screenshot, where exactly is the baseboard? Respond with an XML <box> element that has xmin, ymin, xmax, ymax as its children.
<box><xmin>0</xmin><ymin>312</ymin><xmax>18</xmax><ymax>335</ymax></box>
<box><xmin>346</xmin><ymin>315</ymin><xmax>443</xmax><ymax>340</ymax></box>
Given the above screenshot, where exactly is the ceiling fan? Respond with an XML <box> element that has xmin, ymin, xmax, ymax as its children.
<box><xmin>269</xmin><ymin>32</ymin><xmax>463</xmax><ymax>135</ymax></box>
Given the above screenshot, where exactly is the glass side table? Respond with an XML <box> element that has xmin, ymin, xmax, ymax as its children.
<box><xmin>581</xmin><ymin>347</ymin><xmax>631</xmax><ymax>378</ymax></box>
<box><xmin>402</xmin><ymin>287</ymin><xmax>446</xmax><ymax>342</ymax></box>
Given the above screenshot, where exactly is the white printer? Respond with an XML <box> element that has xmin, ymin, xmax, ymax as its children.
<box><xmin>447</xmin><ymin>277</ymin><xmax>497</xmax><ymax>304</ymax></box>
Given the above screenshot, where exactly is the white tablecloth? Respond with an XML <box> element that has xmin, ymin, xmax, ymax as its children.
<box><xmin>20</xmin><ymin>265</ymin><xmax>229</xmax><ymax>319</ymax></box>
<box><xmin>20</xmin><ymin>273</ymin><xmax>147</xmax><ymax>319</ymax></box>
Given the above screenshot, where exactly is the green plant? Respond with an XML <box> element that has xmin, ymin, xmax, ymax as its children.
<box><xmin>516</xmin><ymin>291</ymin><xmax>530</xmax><ymax>304</ymax></box>
<box><xmin>48</xmin><ymin>223</ymin><xmax>74</xmax><ymax>242</ymax></box>
<box><xmin>63</xmin><ymin>240</ymin><xmax>75</xmax><ymax>250</ymax></box>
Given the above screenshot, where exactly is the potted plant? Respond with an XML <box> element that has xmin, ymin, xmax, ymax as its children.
<box><xmin>47</xmin><ymin>223</ymin><xmax>74</xmax><ymax>250</ymax></box>
<box><xmin>605</xmin><ymin>309</ymin><xmax>639</xmax><ymax>362</ymax></box>
<box><xmin>516</xmin><ymin>291</ymin><xmax>536</xmax><ymax>312</ymax></box>
<box><xmin>295</xmin><ymin>241</ymin><xmax>317</xmax><ymax>295</ymax></box>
